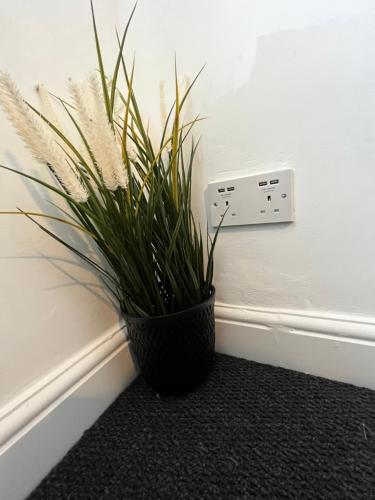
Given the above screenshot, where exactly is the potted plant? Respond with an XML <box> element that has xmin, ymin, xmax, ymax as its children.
<box><xmin>0</xmin><ymin>2</ymin><xmax>223</xmax><ymax>396</ymax></box>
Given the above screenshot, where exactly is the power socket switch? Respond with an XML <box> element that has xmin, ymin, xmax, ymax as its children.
<box><xmin>207</xmin><ymin>169</ymin><xmax>294</xmax><ymax>227</ymax></box>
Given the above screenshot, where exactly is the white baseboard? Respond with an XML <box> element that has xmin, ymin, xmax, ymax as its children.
<box><xmin>0</xmin><ymin>323</ymin><xmax>138</xmax><ymax>500</ymax></box>
<box><xmin>3</xmin><ymin>304</ymin><xmax>375</xmax><ymax>499</ymax></box>
<box><xmin>215</xmin><ymin>302</ymin><xmax>375</xmax><ymax>390</ymax></box>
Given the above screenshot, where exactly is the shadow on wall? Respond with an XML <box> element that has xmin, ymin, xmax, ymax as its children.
<box><xmin>3</xmin><ymin>151</ymin><xmax>117</xmax><ymax>311</ymax></box>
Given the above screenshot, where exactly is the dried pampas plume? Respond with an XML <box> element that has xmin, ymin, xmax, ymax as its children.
<box><xmin>0</xmin><ymin>72</ymin><xmax>88</xmax><ymax>203</ymax></box>
<box><xmin>69</xmin><ymin>73</ymin><xmax>128</xmax><ymax>191</ymax></box>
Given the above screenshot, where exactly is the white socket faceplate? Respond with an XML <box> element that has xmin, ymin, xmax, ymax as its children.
<box><xmin>207</xmin><ymin>169</ymin><xmax>294</xmax><ymax>227</ymax></box>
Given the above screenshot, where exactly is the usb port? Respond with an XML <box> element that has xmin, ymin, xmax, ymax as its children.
<box><xmin>218</xmin><ymin>188</ymin><xmax>225</xmax><ymax>193</ymax></box>
<box><xmin>227</xmin><ymin>186</ymin><xmax>235</xmax><ymax>191</ymax></box>
<box><xmin>259</xmin><ymin>181</ymin><xmax>267</xmax><ymax>186</ymax></box>
<box><xmin>270</xmin><ymin>179</ymin><xmax>279</xmax><ymax>185</ymax></box>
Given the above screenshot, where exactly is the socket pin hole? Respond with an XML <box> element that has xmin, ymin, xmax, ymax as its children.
<box><xmin>260</xmin><ymin>209</ymin><xmax>266</xmax><ymax>214</ymax></box>
<box><xmin>267</xmin><ymin>195</ymin><xmax>271</xmax><ymax>202</ymax></box>
<box><xmin>218</xmin><ymin>188</ymin><xmax>225</xmax><ymax>193</ymax></box>
<box><xmin>281</xmin><ymin>193</ymin><xmax>287</xmax><ymax>198</ymax></box>
<box><xmin>227</xmin><ymin>186</ymin><xmax>235</xmax><ymax>191</ymax></box>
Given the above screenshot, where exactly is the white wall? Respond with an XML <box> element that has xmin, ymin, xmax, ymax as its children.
<box><xmin>121</xmin><ymin>0</ymin><xmax>375</xmax><ymax>318</ymax></box>
<box><xmin>0</xmin><ymin>0</ymin><xmax>122</xmax><ymax>407</ymax></box>
<box><xmin>2</xmin><ymin>0</ymin><xmax>375</xmax><ymax>412</ymax></box>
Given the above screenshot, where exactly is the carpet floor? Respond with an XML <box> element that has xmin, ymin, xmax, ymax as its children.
<box><xmin>28</xmin><ymin>353</ymin><xmax>375</xmax><ymax>499</ymax></box>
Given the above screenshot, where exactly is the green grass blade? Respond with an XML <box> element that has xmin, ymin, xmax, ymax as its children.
<box><xmin>110</xmin><ymin>3</ymin><xmax>137</xmax><ymax>114</ymax></box>
<box><xmin>90</xmin><ymin>0</ymin><xmax>111</xmax><ymax>121</ymax></box>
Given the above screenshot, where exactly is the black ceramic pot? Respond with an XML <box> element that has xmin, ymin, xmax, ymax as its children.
<box><xmin>124</xmin><ymin>288</ymin><xmax>215</xmax><ymax>396</ymax></box>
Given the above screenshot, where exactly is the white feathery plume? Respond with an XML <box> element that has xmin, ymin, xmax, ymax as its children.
<box><xmin>159</xmin><ymin>80</ymin><xmax>167</xmax><ymax>129</ymax></box>
<box><xmin>126</xmin><ymin>145</ymin><xmax>138</xmax><ymax>162</ymax></box>
<box><xmin>127</xmin><ymin>145</ymin><xmax>138</xmax><ymax>162</ymax></box>
<box><xmin>182</xmin><ymin>75</ymin><xmax>192</xmax><ymax>122</ymax></box>
<box><xmin>36</xmin><ymin>83</ymin><xmax>85</xmax><ymax>176</ymax></box>
<box><xmin>107</xmin><ymin>78</ymin><xmax>124</xmax><ymax>125</ymax></box>
<box><xmin>36</xmin><ymin>84</ymin><xmax>64</xmax><ymax>133</ymax></box>
<box><xmin>69</xmin><ymin>74</ymin><xmax>128</xmax><ymax>191</ymax></box>
<box><xmin>68</xmin><ymin>78</ymin><xmax>97</xmax><ymax>171</ymax></box>
<box><xmin>159</xmin><ymin>80</ymin><xmax>172</xmax><ymax>154</ymax></box>
<box><xmin>89</xmin><ymin>74</ymin><xmax>128</xmax><ymax>190</ymax></box>
<box><xmin>183</xmin><ymin>75</ymin><xmax>191</xmax><ymax>94</ymax></box>
<box><xmin>0</xmin><ymin>72</ymin><xmax>89</xmax><ymax>203</ymax></box>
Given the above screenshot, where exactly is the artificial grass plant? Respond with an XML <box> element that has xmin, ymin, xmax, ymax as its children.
<box><xmin>0</xmin><ymin>2</ymin><xmax>223</xmax><ymax>318</ymax></box>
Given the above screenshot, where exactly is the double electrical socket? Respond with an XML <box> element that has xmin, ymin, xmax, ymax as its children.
<box><xmin>207</xmin><ymin>169</ymin><xmax>294</xmax><ymax>227</ymax></box>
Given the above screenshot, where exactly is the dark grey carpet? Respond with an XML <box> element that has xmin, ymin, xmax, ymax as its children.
<box><xmin>28</xmin><ymin>354</ymin><xmax>375</xmax><ymax>499</ymax></box>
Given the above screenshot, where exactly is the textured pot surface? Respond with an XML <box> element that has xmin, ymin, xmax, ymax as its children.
<box><xmin>124</xmin><ymin>290</ymin><xmax>215</xmax><ymax>396</ymax></box>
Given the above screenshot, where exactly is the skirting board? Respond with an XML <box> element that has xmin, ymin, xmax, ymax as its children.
<box><xmin>3</xmin><ymin>303</ymin><xmax>375</xmax><ymax>499</ymax></box>
<box><xmin>215</xmin><ymin>302</ymin><xmax>375</xmax><ymax>391</ymax></box>
<box><xmin>0</xmin><ymin>324</ymin><xmax>138</xmax><ymax>500</ymax></box>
